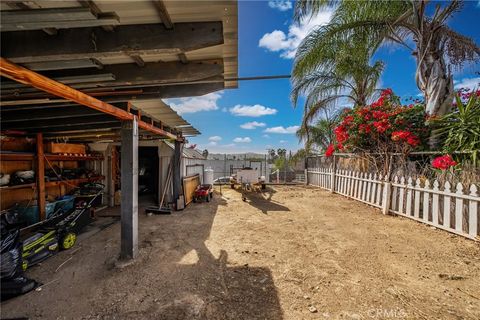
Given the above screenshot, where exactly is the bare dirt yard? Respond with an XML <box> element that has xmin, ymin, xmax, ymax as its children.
<box><xmin>2</xmin><ymin>186</ymin><xmax>480</xmax><ymax>319</ymax></box>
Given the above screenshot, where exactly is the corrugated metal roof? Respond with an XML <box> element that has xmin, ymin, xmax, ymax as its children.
<box><xmin>131</xmin><ymin>99</ymin><xmax>200</xmax><ymax>136</ymax></box>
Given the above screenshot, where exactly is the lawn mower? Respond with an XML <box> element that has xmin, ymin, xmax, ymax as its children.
<box><xmin>193</xmin><ymin>184</ymin><xmax>213</xmax><ymax>203</ymax></box>
<box><xmin>20</xmin><ymin>183</ymin><xmax>104</xmax><ymax>270</ymax></box>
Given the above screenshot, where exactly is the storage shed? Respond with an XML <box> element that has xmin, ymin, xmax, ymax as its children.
<box><xmin>0</xmin><ymin>0</ymin><xmax>238</xmax><ymax>260</ymax></box>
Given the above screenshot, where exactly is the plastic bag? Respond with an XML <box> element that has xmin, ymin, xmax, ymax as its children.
<box><xmin>0</xmin><ymin>229</ymin><xmax>23</xmax><ymax>280</ymax></box>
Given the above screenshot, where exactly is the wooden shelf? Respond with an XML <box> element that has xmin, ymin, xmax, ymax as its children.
<box><xmin>45</xmin><ymin>176</ymin><xmax>104</xmax><ymax>187</ymax></box>
<box><xmin>0</xmin><ymin>183</ymin><xmax>36</xmax><ymax>190</ymax></box>
<box><xmin>0</xmin><ymin>152</ymin><xmax>35</xmax><ymax>160</ymax></box>
<box><xmin>1</xmin><ymin>177</ymin><xmax>104</xmax><ymax>191</ymax></box>
<box><xmin>0</xmin><ymin>152</ymin><xmax>104</xmax><ymax>161</ymax></box>
<box><xmin>45</xmin><ymin>154</ymin><xmax>104</xmax><ymax>161</ymax></box>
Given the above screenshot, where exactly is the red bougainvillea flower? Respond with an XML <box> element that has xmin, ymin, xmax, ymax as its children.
<box><xmin>406</xmin><ymin>135</ymin><xmax>420</xmax><ymax>147</ymax></box>
<box><xmin>391</xmin><ymin>130</ymin><xmax>411</xmax><ymax>141</ymax></box>
<box><xmin>432</xmin><ymin>155</ymin><xmax>457</xmax><ymax>170</ymax></box>
<box><xmin>343</xmin><ymin>115</ymin><xmax>354</xmax><ymax>125</ymax></box>
<box><xmin>373</xmin><ymin>121</ymin><xmax>391</xmax><ymax>133</ymax></box>
<box><xmin>325</xmin><ymin>144</ymin><xmax>335</xmax><ymax>157</ymax></box>
<box><xmin>372</xmin><ymin>110</ymin><xmax>388</xmax><ymax>120</ymax></box>
<box><xmin>334</xmin><ymin>125</ymin><xmax>349</xmax><ymax>143</ymax></box>
<box><xmin>381</xmin><ymin>88</ymin><xmax>393</xmax><ymax>96</ymax></box>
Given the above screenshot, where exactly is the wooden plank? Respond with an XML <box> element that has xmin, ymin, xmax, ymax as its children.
<box><xmin>414</xmin><ymin>178</ymin><xmax>421</xmax><ymax>219</ymax></box>
<box><xmin>443</xmin><ymin>181</ymin><xmax>452</xmax><ymax>229</ymax></box>
<box><xmin>2</xmin><ymin>22</ymin><xmax>223</xmax><ymax>63</ymax></box>
<box><xmin>182</xmin><ymin>174</ymin><xmax>200</xmax><ymax>206</ymax></box>
<box><xmin>1</xmin><ymin>13</ymin><xmax>120</xmax><ymax>32</ymax></box>
<box><xmin>432</xmin><ymin>180</ymin><xmax>440</xmax><ymax>225</ymax></box>
<box><xmin>423</xmin><ymin>180</ymin><xmax>430</xmax><ymax>221</ymax></box>
<box><xmin>1</xmin><ymin>7</ymin><xmax>96</xmax><ymax>24</ymax></box>
<box><xmin>455</xmin><ymin>183</ymin><xmax>464</xmax><ymax>233</ymax></box>
<box><xmin>398</xmin><ymin>177</ymin><xmax>405</xmax><ymax>214</ymax></box>
<box><xmin>152</xmin><ymin>0</ymin><xmax>173</xmax><ymax>29</ymax></box>
<box><xmin>468</xmin><ymin>184</ymin><xmax>478</xmax><ymax>237</ymax></box>
<box><xmin>406</xmin><ymin>177</ymin><xmax>413</xmax><ymax>216</ymax></box>
<box><xmin>36</xmin><ymin>133</ymin><xmax>46</xmax><ymax>221</ymax></box>
<box><xmin>0</xmin><ymin>58</ymin><xmax>177</xmax><ymax>140</ymax></box>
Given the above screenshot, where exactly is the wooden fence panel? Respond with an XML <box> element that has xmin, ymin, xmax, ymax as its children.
<box><xmin>307</xmin><ymin>167</ymin><xmax>479</xmax><ymax>241</ymax></box>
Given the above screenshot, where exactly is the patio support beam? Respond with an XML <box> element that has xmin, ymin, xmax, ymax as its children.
<box><xmin>172</xmin><ymin>140</ymin><xmax>183</xmax><ymax>209</ymax></box>
<box><xmin>120</xmin><ymin>117</ymin><xmax>139</xmax><ymax>260</ymax></box>
<box><xmin>2</xmin><ymin>21</ymin><xmax>223</xmax><ymax>63</ymax></box>
<box><xmin>0</xmin><ymin>57</ymin><xmax>178</xmax><ymax>140</ymax></box>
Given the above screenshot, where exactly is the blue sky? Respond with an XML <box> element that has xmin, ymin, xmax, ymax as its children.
<box><xmin>167</xmin><ymin>0</ymin><xmax>480</xmax><ymax>154</ymax></box>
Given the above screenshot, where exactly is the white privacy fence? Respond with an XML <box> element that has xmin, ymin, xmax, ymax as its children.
<box><xmin>306</xmin><ymin>168</ymin><xmax>479</xmax><ymax>240</ymax></box>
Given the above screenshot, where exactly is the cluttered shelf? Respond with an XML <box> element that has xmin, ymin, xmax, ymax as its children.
<box><xmin>0</xmin><ymin>152</ymin><xmax>104</xmax><ymax>161</ymax></box>
<box><xmin>45</xmin><ymin>176</ymin><xmax>105</xmax><ymax>187</ymax></box>
<box><xmin>0</xmin><ymin>176</ymin><xmax>105</xmax><ymax>191</ymax></box>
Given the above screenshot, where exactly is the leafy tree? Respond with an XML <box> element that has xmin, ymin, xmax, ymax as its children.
<box><xmin>294</xmin><ymin>0</ymin><xmax>480</xmax><ymax>116</ymax></box>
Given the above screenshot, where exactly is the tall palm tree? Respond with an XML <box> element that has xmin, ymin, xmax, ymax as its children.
<box><xmin>294</xmin><ymin>0</ymin><xmax>480</xmax><ymax>116</ymax></box>
<box><xmin>291</xmin><ymin>31</ymin><xmax>383</xmax><ymax>141</ymax></box>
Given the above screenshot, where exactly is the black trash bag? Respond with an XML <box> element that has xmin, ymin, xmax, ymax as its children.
<box><xmin>0</xmin><ymin>229</ymin><xmax>23</xmax><ymax>280</ymax></box>
<box><xmin>0</xmin><ymin>228</ymin><xmax>39</xmax><ymax>301</ymax></box>
<box><xmin>1</xmin><ymin>276</ymin><xmax>38</xmax><ymax>301</ymax></box>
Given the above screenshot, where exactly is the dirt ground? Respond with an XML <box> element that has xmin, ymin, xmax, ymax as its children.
<box><xmin>2</xmin><ymin>186</ymin><xmax>480</xmax><ymax>320</ymax></box>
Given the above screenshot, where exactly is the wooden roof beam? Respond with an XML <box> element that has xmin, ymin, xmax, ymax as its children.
<box><xmin>1</xmin><ymin>7</ymin><xmax>120</xmax><ymax>32</ymax></box>
<box><xmin>152</xmin><ymin>0</ymin><xmax>173</xmax><ymax>29</ymax></box>
<box><xmin>2</xmin><ymin>22</ymin><xmax>224</xmax><ymax>63</ymax></box>
<box><xmin>0</xmin><ymin>58</ymin><xmax>178</xmax><ymax>140</ymax></box>
<box><xmin>1</xmin><ymin>60</ymin><xmax>223</xmax><ymax>94</ymax></box>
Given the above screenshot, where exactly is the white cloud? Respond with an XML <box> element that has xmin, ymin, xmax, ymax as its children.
<box><xmin>268</xmin><ymin>0</ymin><xmax>292</xmax><ymax>11</ymax></box>
<box><xmin>264</xmin><ymin>125</ymin><xmax>300</xmax><ymax>134</ymax></box>
<box><xmin>223</xmin><ymin>143</ymin><xmax>236</xmax><ymax>148</ymax></box>
<box><xmin>279</xmin><ymin>140</ymin><xmax>287</xmax><ymax>144</ymax></box>
<box><xmin>263</xmin><ymin>134</ymin><xmax>271</xmax><ymax>138</ymax></box>
<box><xmin>230</xmin><ymin>104</ymin><xmax>278</xmax><ymax>117</ymax></box>
<box><xmin>453</xmin><ymin>77</ymin><xmax>480</xmax><ymax>90</ymax></box>
<box><xmin>259</xmin><ymin>10</ymin><xmax>333</xmax><ymax>59</ymax></box>
<box><xmin>240</xmin><ymin>121</ymin><xmax>266</xmax><ymax>129</ymax></box>
<box><xmin>166</xmin><ymin>92</ymin><xmax>222</xmax><ymax>115</ymax></box>
<box><xmin>233</xmin><ymin>137</ymin><xmax>252</xmax><ymax>143</ymax></box>
<box><xmin>208</xmin><ymin>136</ymin><xmax>222</xmax><ymax>142</ymax></box>
<box><xmin>208</xmin><ymin>141</ymin><xmax>217</xmax><ymax>146</ymax></box>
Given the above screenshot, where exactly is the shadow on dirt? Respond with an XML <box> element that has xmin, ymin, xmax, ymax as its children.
<box><xmin>231</xmin><ymin>186</ymin><xmax>290</xmax><ymax>214</ymax></box>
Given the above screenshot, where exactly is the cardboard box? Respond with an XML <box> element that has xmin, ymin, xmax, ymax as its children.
<box><xmin>46</xmin><ymin>142</ymin><xmax>86</xmax><ymax>154</ymax></box>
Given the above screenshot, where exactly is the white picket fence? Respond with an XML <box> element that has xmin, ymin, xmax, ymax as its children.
<box><xmin>306</xmin><ymin>168</ymin><xmax>479</xmax><ymax>240</ymax></box>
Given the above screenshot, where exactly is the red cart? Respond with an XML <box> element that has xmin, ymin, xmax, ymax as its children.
<box><xmin>193</xmin><ymin>184</ymin><xmax>213</xmax><ymax>203</ymax></box>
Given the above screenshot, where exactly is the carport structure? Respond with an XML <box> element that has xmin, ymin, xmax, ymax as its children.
<box><xmin>0</xmin><ymin>0</ymin><xmax>238</xmax><ymax>260</ymax></box>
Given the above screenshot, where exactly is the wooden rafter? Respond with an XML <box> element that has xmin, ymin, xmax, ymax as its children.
<box><xmin>0</xmin><ymin>58</ymin><xmax>178</xmax><ymax>140</ymax></box>
<box><xmin>2</xmin><ymin>21</ymin><xmax>223</xmax><ymax>63</ymax></box>
<box><xmin>152</xmin><ymin>0</ymin><xmax>173</xmax><ymax>29</ymax></box>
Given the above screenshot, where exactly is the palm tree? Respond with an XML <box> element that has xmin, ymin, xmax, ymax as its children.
<box><xmin>296</xmin><ymin>107</ymin><xmax>341</xmax><ymax>153</ymax></box>
<box><xmin>294</xmin><ymin>0</ymin><xmax>480</xmax><ymax>117</ymax></box>
<box><xmin>291</xmin><ymin>33</ymin><xmax>383</xmax><ymax>143</ymax></box>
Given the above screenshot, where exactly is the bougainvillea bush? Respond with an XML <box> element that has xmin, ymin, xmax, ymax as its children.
<box><xmin>326</xmin><ymin>89</ymin><xmax>429</xmax><ymax>159</ymax></box>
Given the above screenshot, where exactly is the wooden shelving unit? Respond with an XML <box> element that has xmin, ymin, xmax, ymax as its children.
<box><xmin>0</xmin><ymin>152</ymin><xmax>104</xmax><ymax>161</ymax></box>
<box><xmin>0</xmin><ymin>134</ymin><xmax>105</xmax><ymax>221</ymax></box>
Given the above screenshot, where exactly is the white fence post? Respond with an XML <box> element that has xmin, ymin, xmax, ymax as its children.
<box><xmin>304</xmin><ymin>168</ymin><xmax>308</xmax><ymax>186</ymax></box>
<box><xmin>330</xmin><ymin>155</ymin><xmax>336</xmax><ymax>193</ymax></box>
<box><xmin>382</xmin><ymin>177</ymin><xmax>392</xmax><ymax>215</ymax></box>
